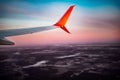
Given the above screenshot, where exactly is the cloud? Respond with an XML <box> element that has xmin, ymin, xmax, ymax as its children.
<box><xmin>23</xmin><ymin>60</ymin><xmax>48</xmax><ymax>68</ymax></box>
<box><xmin>55</xmin><ymin>53</ymin><xmax>80</xmax><ymax>59</ymax></box>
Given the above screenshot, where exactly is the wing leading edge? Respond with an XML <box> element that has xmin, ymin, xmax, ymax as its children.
<box><xmin>0</xmin><ymin>26</ymin><xmax>56</xmax><ymax>37</ymax></box>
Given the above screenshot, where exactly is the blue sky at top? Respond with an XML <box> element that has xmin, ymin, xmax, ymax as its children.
<box><xmin>0</xmin><ymin>0</ymin><xmax>120</xmax><ymax>8</ymax></box>
<box><xmin>0</xmin><ymin>0</ymin><xmax>120</xmax><ymax>29</ymax></box>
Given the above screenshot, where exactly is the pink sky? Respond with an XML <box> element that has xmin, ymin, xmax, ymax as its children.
<box><xmin>8</xmin><ymin>26</ymin><xmax>119</xmax><ymax>46</ymax></box>
<box><xmin>1</xmin><ymin>3</ymin><xmax>120</xmax><ymax>46</ymax></box>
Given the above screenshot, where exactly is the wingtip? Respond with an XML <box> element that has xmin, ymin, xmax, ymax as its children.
<box><xmin>54</xmin><ymin>5</ymin><xmax>74</xmax><ymax>34</ymax></box>
<box><xmin>67</xmin><ymin>31</ymin><xmax>71</xmax><ymax>34</ymax></box>
<box><xmin>71</xmin><ymin>5</ymin><xmax>75</xmax><ymax>7</ymax></box>
<box><xmin>60</xmin><ymin>26</ymin><xmax>71</xmax><ymax>34</ymax></box>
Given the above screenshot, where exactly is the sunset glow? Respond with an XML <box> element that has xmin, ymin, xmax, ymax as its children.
<box><xmin>0</xmin><ymin>0</ymin><xmax>120</xmax><ymax>46</ymax></box>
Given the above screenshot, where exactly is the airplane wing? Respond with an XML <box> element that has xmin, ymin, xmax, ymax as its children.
<box><xmin>0</xmin><ymin>26</ymin><xmax>56</xmax><ymax>37</ymax></box>
<box><xmin>0</xmin><ymin>5</ymin><xmax>75</xmax><ymax>45</ymax></box>
<box><xmin>0</xmin><ymin>26</ymin><xmax>56</xmax><ymax>45</ymax></box>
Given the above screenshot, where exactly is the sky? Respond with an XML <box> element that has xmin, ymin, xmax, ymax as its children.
<box><xmin>0</xmin><ymin>0</ymin><xmax>120</xmax><ymax>46</ymax></box>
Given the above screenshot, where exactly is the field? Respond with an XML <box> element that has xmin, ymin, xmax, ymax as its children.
<box><xmin>0</xmin><ymin>44</ymin><xmax>120</xmax><ymax>80</ymax></box>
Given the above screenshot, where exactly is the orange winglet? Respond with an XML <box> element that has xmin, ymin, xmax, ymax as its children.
<box><xmin>60</xmin><ymin>26</ymin><xmax>70</xmax><ymax>33</ymax></box>
<box><xmin>54</xmin><ymin>5</ymin><xmax>75</xmax><ymax>33</ymax></box>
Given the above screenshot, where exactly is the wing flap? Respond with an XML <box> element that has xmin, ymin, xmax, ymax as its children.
<box><xmin>0</xmin><ymin>38</ymin><xmax>15</xmax><ymax>45</ymax></box>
